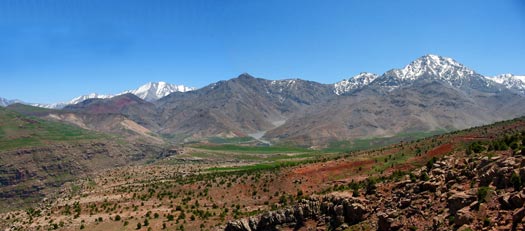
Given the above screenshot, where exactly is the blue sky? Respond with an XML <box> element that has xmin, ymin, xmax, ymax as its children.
<box><xmin>1</xmin><ymin>0</ymin><xmax>524</xmax><ymax>104</ymax></box>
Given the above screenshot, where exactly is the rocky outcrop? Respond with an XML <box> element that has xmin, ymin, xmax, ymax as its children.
<box><xmin>224</xmin><ymin>130</ymin><xmax>525</xmax><ymax>231</ymax></box>
<box><xmin>225</xmin><ymin>196</ymin><xmax>369</xmax><ymax>231</ymax></box>
<box><xmin>0</xmin><ymin>142</ymin><xmax>167</xmax><ymax>211</ymax></box>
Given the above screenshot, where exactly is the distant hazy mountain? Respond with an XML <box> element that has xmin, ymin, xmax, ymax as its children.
<box><xmin>0</xmin><ymin>97</ymin><xmax>24</xmax><ymax>107</ymax></box>
<box><xmin>31</xmin><ymin>82</ymin><xmax>195</xmax><ymax>109</ymax></box>
<box><xmin>0</xmin><ymin>97</ymin><xmax>11</xmax><ymax>107</ymax></box>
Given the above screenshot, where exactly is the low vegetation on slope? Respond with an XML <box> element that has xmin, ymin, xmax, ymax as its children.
<box><xmin>0</xmin><ymin>107</ymin><xmax>100</xmax><ymax>151</ymax></box>
<box><xmin>1</xmin><ymin>113</ymin><xmax>523</xmax><ymax>230</ymax></box>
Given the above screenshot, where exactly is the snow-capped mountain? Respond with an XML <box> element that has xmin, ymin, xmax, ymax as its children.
<box><xmin>334</xmin><ymin>72</ymin><xmax>378</xmax><ymax>95</ymax></box>
<box><xmin>0</xmin><ymin>97</ymin><xmax>9</xmax><ymax>107</ymax></box>
<box><xmin>333</xmin><ymin>54</ymin><xmax>482</xmax><ymax>93</ymax></box>
<box><xmin>366</xmin><ymin>54</ymin><xmax>503</xmax><ymax>92</ymax></box>
<box><xmin>34</xmin><ymin>82</ymin><xmax>195</xmax><ymax>109</ymax></box>
<box><xmin>123</xmin><ymin>82</ymin><xmax>194</xmax><ymax>102</ymax></box>
<box><xmin>30</xmin><ymin>93</ymin><xmax>114</xmax><ymax>109</ymax></box>
<box><xmin>5</xmin><ymin>55</ymin><xmax>525</xmax><ymax>147</ymax></box>
<box><xmin>0</xmin><ymin>97</ymin><xmax>24</xmax><ymax>107</ymax></box>
<box><xmin>5</xmin><ymin>55</ymin><xmax>524</xmax><ymax>111</ymax></box>
<box><xmin>374</xmin><ymin>54</ymin><xmax>478</xmax><ymax>90</ymax></box>
<box><xmin>489</xmin><ymin>74</ymin><xmax>525</xmax><ymax>94</ymax></box>
<box><xmin>68</xmin><ymin>93</ymin><xmax>114</xmax><ymax>105</ymax></box>
<box><xmin>388</xmin><ymin>54</ymin><xmax>475</xmax><ymax>81</ymax></box>
<box><xmin>332</xmin><ymin>55</ymin><xmax>520</xmax><ymax>94</ymax></box>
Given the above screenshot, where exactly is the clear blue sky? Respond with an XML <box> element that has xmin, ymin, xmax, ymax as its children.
<box><xmin>1</xmin><ymin>0</ymin><xmax>524</xmax><ymax>104</ymax></box>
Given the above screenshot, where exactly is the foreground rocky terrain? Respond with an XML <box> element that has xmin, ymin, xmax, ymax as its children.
<box><xmin>226</xmin><ymin>123</ymin><xmax>525</xmax><ymax>231</ymax></box>
<box><xmin>227</xmin><ymin>149</ymin><xmax>525</xmax><ymax>231</ymax></box>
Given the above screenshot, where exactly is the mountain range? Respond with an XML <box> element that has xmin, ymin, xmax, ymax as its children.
<box><xmin>1</xmin><ymin>82</ymin><xmax>195</xmax><ymax>109</ymax></box>
<box><xmin>3</xmin><ymin>54</ymin><xmax>525</xmax><ymax>146</ymax></box>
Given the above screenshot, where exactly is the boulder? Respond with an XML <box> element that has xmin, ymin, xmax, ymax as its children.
<box><xmin>494</xmin><ymin>167</ymin><xmax>515</xmax><ymax>189</ymax></box>
<box><xmin>499</xmin><ymin>194</ymin><xmax>512</xmax><ymax>210</ymax></box>
<box><xmin>512</xmin><ymin>207</ymin><xmax>525</xmax><ymax>230</ymax></box>
<box><xmin>479</xmin><ymin>166</ymin><xmax>496</xmax><ymax>187</ymax></box>
<box><xmin>420</xmin><ymin>181</ymin><xmax>440</xmax><ymax>192</ymax></box>
<box><xmin>377</xmin><ymin>212</ymin><xmax>391</xmax><ymax>231</ymax></box>
<box><xmin>455</xmin><ymin>207</ymin><xmax>474</xmax><ymax>227</ymax></box>
<box><xmin>344</xmin><ymin>202</ymin><xmax>368</xmax><ymax>224</ymax></box>
<box><xmin>519</xmin><ymin>168</ymin><xmax>525</xmax><ymax>184</ymax></box>
<box><xmin>225</xmin><ymin>218</ymin><xmax>252</xmax><ymax>231</ymax></box>
<box><xmin>377</xmin><ymin>210</ymin><xmax>401</xmax><ymax>231</ymax></box>
<box><xmin>447</xmin><ymin>191</ymin><xmax>476</xmax><ymax>214</ymax></box>
<box><xmin>398</xmin><ymin>198</ymin><xmax>411</xmax><ymax>209</ymax></box>
<box><xmin>509</xmin><ymin>193</ymin><xmax>525</xmax><ymax>209</ymax></box>
<box><xmin>498</xmin><ymin>157</ymin><xmax>519</xmax><ymax>168</ymax></box>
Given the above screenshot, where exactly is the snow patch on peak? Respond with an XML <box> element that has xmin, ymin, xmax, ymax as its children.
<box><xmin>334</xmin><ymin>72</ymin><xmax>378</xmax><ymax>95</ymax></box>
<box><xmin>271</xmin><ymin>79</ymin><xmax>298</xmax><ymax>85</ymax></box>
<box><xmin>70</xmin><ymin>93</ymin><xmax>113</xmax><ymax>104</ymax></box>
<box><xmin>489</xmin><ymin>74</ymin><xmax>525</xmax><ymax>94</ymax></box>
<box><xmin>392</xmin><ymin>54</ymin><xmax>475</xmax><ymax>81</ymax></box>
<box><xmin>270</xmin><ymin>79</ymin><xmax>300</xmax><ymax>89</ymax></box>
<box><xmin>124</xmin><ymin>82</ymin><xmax>195</xmax><ymax>101</ymax></box>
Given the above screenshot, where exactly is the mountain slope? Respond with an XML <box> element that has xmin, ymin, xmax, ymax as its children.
<box><xmin>154</xmin><ymin>73</ymin><xmax>335</xmax><ymax>141</ymax></box>
<box><xmin>0</xmin><ymin>107</ymin><xmax>168</xmax><ymax>210</ymax></box>
<box><xmin>8</xmin><ymin>97</ymin><xmax>163</xmax><ymax>144</ymax></box>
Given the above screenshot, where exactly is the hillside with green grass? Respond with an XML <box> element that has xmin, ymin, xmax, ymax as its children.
<box><xmin>0</xmin><ymin>107</ymin><xmax>101</xmax><ymax>151</ymax></box>
<box><xmin>0</xmin><ymin>107</ymin><xmax>167</xmax><ymax>211</ymax></box>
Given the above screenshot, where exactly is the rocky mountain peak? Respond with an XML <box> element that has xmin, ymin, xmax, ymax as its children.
<box><xmin>367</xmin><ymin>54</ymin><xmax>495</xmax><ymax>92</ymax></box>
<box><xmin>334</xmin><ymin>72</ymin><xmax>379</xmax><ymax>95</ymax></box>
<box><xmin>390</xmin><ymin>54</ymin><xmax>476</xmax><ymax>81</ymax></box>
<box><xmin>237</xmin><ymin>73</ymin><xmax>256</xmax><ymax>79</ymax></box>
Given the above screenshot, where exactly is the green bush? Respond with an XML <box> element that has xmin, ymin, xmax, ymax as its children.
<box><xmin>420</xmin><ymin>172</ymin><xmax>429</xmax><ymax>181</ymax></box>
<box><xmin>477</xmin><ymin>186</ymin><xmax>490</xmax><ymax>203</ymax></box>
<box><xmin>426</xmin><ymin>157</ymin><xmax>437</xmax><ymax>171</ymax></box>
<box><xmin>511</xmin><ymin>172</ymin><xmax>522</xmax><ymax>191</ymax></box>
<box><xmin>470</xmin><ymin>142</ymin><xmax>485</xmax><ymax>153</ymax></box>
